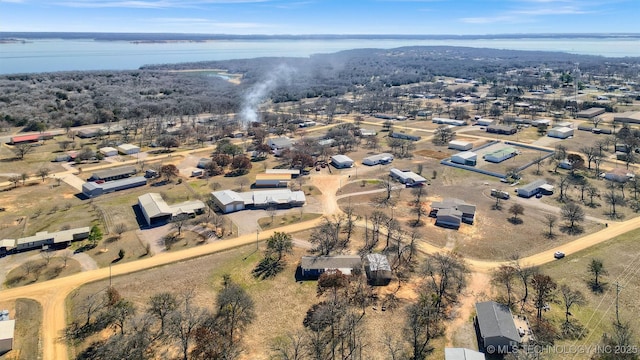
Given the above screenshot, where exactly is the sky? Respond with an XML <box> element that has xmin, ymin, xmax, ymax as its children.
<box><xmin>0</xmin><ymin>0</ymin><xmax>637</xmax><ymax>35</ymax></box>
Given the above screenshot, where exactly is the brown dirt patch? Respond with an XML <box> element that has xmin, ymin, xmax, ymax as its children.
<box><xmin>414</xmin><ymin>149</ymin><xmax>451</xmax><ymax>160</ymax></box>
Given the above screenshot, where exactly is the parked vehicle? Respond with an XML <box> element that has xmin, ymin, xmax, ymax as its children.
<box><xmin>554</xmin><ymin>251</ymin><xmax>565</xmax><ymax>259</ymax></box>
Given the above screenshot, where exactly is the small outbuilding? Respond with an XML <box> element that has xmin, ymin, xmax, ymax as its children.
<box><xmin>451</xmin><ymin>151</ymin><xmax>477</xmax><ymax>166</ymax></box>
<box><xmin>602</xmin><ymin>168</ymin><xmax>635</xmax><ymax>183</ymax></box>
<box><xmin>548</xmin><ymin>127</ymin><xmax>574</xmax><ymax>139</ymax></box>
<box><xmin>364</xmin><ymin>254</ymin><xmax>392</xmax><ymax>286</ymax></box>
<box><xmin>486</xmin><ymin>125</ymin><xmax>516</xmax><ymax>135</ymax></box>
<box><xmin>118</xmin><ymin>143</ymin><xmax>141</xmax><ymax>155</ymax></box>
<box><xmin>89</xmin><ymin>165</ymin><xmax>137</xmax><ymax>182</ymax></box>
<box><xmin>577</xmin><ymin>107</ymin><xmax>605</xmax><ymax>119</ymax></box>
<box><xmin>362</xmin><ymin>153</ymin><xmax>394</xmax><ymax>166</ymax></box>
<box><xmin>448</xmin><ymin>140</ymin><xmax>473</xmax><ymax>151</ymax></box>
<box><xmin>99</xmin><ymin>147</ymin><xmax>118</xmax><ymax>157</ymax></box>
<box><xmin>331</xmin><ymin>155</ymin><xmax>354</xmax><ymax>168</ymax></box>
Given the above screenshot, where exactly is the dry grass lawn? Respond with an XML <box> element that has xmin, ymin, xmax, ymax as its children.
<box><xmin>0</xmin><ymin>298</ymin><xmax>42</xmax><ymax>360</ymax></box>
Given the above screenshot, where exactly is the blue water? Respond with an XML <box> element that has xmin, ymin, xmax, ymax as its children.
<box><xmin>1</xmin><ymin>37</ymin><xmax>639</xmax><ymax>75</ymax></box>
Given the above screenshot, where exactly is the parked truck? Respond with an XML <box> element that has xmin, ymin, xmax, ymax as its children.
<box><xmin>491</xmin><ymin>189</ymin><xmax>510</xmax><ymax>200</ymax></box>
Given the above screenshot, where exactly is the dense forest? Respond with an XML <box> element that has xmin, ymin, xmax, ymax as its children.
<box><xmin>1</xmin><ymin>46</ymin><xmax>638</xmax><ymax>132</ymax></box>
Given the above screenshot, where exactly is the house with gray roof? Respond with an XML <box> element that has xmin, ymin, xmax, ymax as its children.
<box><xmin>300</xmin><ymin>255</ymin><xmax>362</xmax><ymax>279</ymax></box>
<box><xmin>475</xmin><ymin>301</ymin><xmax>521</xmax><ymax>354</ymax></box>
<box><xmin>430</xmin><ymin>198</ymin><xmax>476</xmax><ymax>228</ymax></box>
<box><xmin>0</xmin><ymin>227</ymin><xmax>90</xmax><ymax>254</ymax></box>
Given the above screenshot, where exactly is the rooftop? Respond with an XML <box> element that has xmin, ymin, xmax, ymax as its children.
<box><xmin>90</xmin><ymin>165</ymin><xmax>137</xmax><ymax>180</ymax></box>
<box><xmin>475</xmin><ymin>301</ymin><xmax>520</xmax><ymax>343</ymax></box>
<box><xmin>301</xmin><ymin>255</ymin><xmax>362</xmax><ymax>271</ymax></box>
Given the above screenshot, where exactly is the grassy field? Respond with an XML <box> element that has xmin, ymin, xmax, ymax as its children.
<box><xmin>257</xmin><ymin>212</ymin><xmax>322</xmax><ymax>230</ymax></box>
<box><xmin>539</xmin><ymin>227</ymin><xmax>640</xmax><ymax>358</ymax></box>
<box><xmin>4</xmin><ymin>257</ymin><xmax>82</xmax><ymax>288</ymax></box>
<box><xmin>0</xmin><ymin>298</ymin><xmax>42</xmax><ymax>360</ymax></box>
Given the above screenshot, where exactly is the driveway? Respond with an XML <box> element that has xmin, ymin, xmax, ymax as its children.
<box><xmin>136</xmin><ymin>224</ymin><xmax>172</xmax><ymax>255</ymax></box>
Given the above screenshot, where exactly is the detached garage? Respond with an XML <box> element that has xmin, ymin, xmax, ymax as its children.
<box><xmin>99</xmin><ymin>147</ymin><xmax>118</xmax><ymax>157</ymax></box>
<box><xmin>118</xmin><ymin>143</ymin><xmax>140</xmax><ymax>155</ymax></box>
<box><xmin>211</xmin><ymin>190</ymin><xmax>246</xmax><ymax>213</ymax></box>
<box><xmin>448</xmin><ymin>140</ymin><xmax>473</xmax><ymax>151</ymax></box>
<box><xmin>548</xmin><ymin>127</ymin><xmax>574</xmax><ymax>139</ymax></box>
<box><xmin>331</xmin><ymin>155</ymin><xmax>354</xmax><ymax>168</ymax></box>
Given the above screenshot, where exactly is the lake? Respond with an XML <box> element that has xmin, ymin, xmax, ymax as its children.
<box><xmin>1</xmin><ymin>37</ymin><xmax>640</xmax><ymax>75</ymax></box>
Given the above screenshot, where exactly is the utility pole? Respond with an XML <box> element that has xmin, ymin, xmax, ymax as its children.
<box><xmin>615</xmin><ymin>281</ymin><xmax>624</xmax><ymax>325</ymax></box>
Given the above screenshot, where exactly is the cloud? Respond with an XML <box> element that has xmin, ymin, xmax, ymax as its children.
<box><xmin>146</xmin><ymin>17</ymin><xmax>271</xmax><ymax>29</ymax></box>
<box><xmin>460</xmin><ymin>0</ymin><xmax>596</xmax><ymax>24</ymax></box>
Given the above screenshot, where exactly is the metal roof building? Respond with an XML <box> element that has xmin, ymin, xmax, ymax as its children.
<box><xmin>211</xmin><ymin>189</ymin><xmax>306</xmax><ymax>213</ymax></box>
<box><xmin>0</xmin><ymin>318</ymin><xmax>15</xmax><ymax>353</ymax></box>
<box><xmin>89</xmin><ymin>165</ymin><xmax>137</xmax><ymax>181</ymax></box>
<box><xmin>138</xmin><ymin>193</ymin><xmax>205</xmax><ymax>226</ymax></box>
<box><xmin>362</xmin><ymin>153</ymin><xmax>394</xmax><ymax>166</ymax></box>
<box><xmin>82</xmin><ymin>176</ymin><xmax>147</xmax><ymax>198</ymax></box>
<box><xmin>1</xmin><ymin>227</ymin><xmax>90</xmax><ymax>253</ymax></box>
<box><xmin>445</xmin><ymin>348</ymin><xmax>485</xmax><ymax>360</ymax></box>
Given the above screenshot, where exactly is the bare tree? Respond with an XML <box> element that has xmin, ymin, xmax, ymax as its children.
<box><xmin>13</xmin><ymin>143</ymin><xmax>34</xmax><ymax>160</ymax></box>
<box><xmin>561</xmin><ymin>203</ymin><xmax>585</xmax><ymax>232</ymax></box>
<box><xmin>588</xmin><ymin>258</ymin><xmax>607</xmax><ymax>292</ymax></box>
<box><xmin>543</xmin><ymin>214</ymin><xmax>557</xmax><ymax>238</ymax></box>
<box><xmin>8</xmin><ymin>174</ymin><xmax>20</xmax><ymax>188</ymax></box>
<box><xmin>492</xmin><ymin>265</ymin><xmax>518</xmax><ymax>307</ymax></box>
<box><xmin>37</xmin><ymin>167</ymin><xmax>50</xmax><ymax>182</ymax></box>
<box><xmin>40</xmin><ymin>250</ymin><xmax>54</xmax><ymax>266</ymax></box>
<box><xmin>508</xmin><ymin>203</ymin><xmax>525</xmax><ymax>223</ymax></box>
<box><xmin>147</xmin><ymin>292</ymin><xmax>178</xmax><ymax>335</ymax></box>
<box><xmin>60</xmin><ymin>250</ymin><xmax>73</xmax><ymax>267</ymax></box>
<box><xmin>113</xmin><ymin>223</ymin><xmax>127</xmax><ymax>240</ymax></box>
<box><xmin>560</xmin><ymin>284</ymin><xmax>585</xmax><ymax>325</ymax></box>
<box><xmin>531</xmin><ymin>273</ymin><xmax>557</xmax><ymax>320</ymax></box>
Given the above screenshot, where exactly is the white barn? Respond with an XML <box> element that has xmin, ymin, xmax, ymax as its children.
<box><xmin>331</xmin><ymin>155</ymin><xmax>354</xmax><ymax>168</ymax></box>
<box><xmin>118</xmin><ymin>143</ymin><xmax>141</xmax><ymax>155</ymax></box>
<box><xmin>448</xmin><ymin>140</ymin><xmax>473</xmax><ymax>151</ymax></box>
<box><xmin>137</xmin><ymin>193</ymin><xmax>206</xmax><ymax>226</ymax></box>
<box><xmin>548</xmin><ymin>127</ymin><xmax>574</xmax><ymax>139</ymax></box>
<box><xmin>451</xmin><ymin>151</ymin><xmax>477</xmax><ymax>166</ymax></box>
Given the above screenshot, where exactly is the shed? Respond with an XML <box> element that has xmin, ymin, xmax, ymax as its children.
<box><xmin>197</xmin><ymin>158</ymin><xmax>212</xmax><ymax>169</ymax></box>
<box><xmin>614</xmin><ymin>111</ymin><xmax>640</xmax><ymax>124</ymax></box>
<box><xmin>548</xmin><ymin>127</ymin><xmax>574</xmax><ymax>139</ymax></box>
<box><xmin>76</xmin><ymin>128</ymin><xmax>101</xmax><ymax>138</ymax></box>
<box><xmin>0</xmin><ymin>319</ymin><xmax>15</xmax><ymax>354</ymax></box>
<box><xmin>602</xmin><ymin>168</ymin><xmax>635</xmax><ymax>183</ymax></box>
<box><xmin>475</xmin><ymin>301</ymin><xmax>521</xmax><ymax>354</ymax></box>
<box><xmin>517</xmin><ymin>179</ymin><xmax>547</xmax><ymax>198</ymax></box>
<box><xmin>118</xmin><ymin>143</ymin><xmax>140</xmax><ymax>155</ymax></box>
<box><xmin>451</xmin><ymin>151</ymin><xmax>477</xmax><ymax>166</ymax></box>
<box><xmin>445</xmin><ymin>348</ymin><xmax>486</xmax><ymax>360</ymax></box>
<box><xmin>99</xmin><ymin>147</ymin><xmax>118</xmax><ymax>157</ymax></box>
<box><xmin>364</xmin><ymin>254</ymin><xmax>392</xmax><ymax>286</ymax></box>
<box><xmin>531</xmin><ymin>119</ymin><xmax>552</xmax><ymax>127</ymax></box>
<box><xmin>362</xmin><ymin>153</ymin><xmax>394</xmax><ymax>166</ymax></box>
<box><xmin>483</xmin><ymin>147</ymin><xmax>518</xmax><ymax>163</ymax></box>
<box><xmin>448</xmin><ymin>140</ymin><xmax>473</xmax><ymax>151</ymax></box>
<box><xmin>255</xmin><ymin>173</ymin><xmax>291</xmax><ymax>188</ymax></box>
<box><xmin>9</xmin><ymin>133</ymin><xmax>51</xmax><ymax>144</ymax></box>
<box><xmin>331</xmin><ymin>155</ymin><xmax>354</xmax><ymax>168</ymax></box>
<box><xmin>300</xmin><ymin>255</ymin><xmax>362</xmax><ymax>279</ymax></box>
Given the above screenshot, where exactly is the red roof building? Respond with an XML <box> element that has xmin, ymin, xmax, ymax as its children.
<box><xmin>9</xmin><ymin>133</ymin><xmax>52</xmax><ymax>144</ymax></box>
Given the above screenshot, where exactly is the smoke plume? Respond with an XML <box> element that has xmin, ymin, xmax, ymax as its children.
<box><xmin>240</xmin><ymin>64</ymin><xmax>295</xmax><ymax>126</ymax></box>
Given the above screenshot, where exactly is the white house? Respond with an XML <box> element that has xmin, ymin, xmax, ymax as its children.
<box><xmin>389</xmin><ymin>168</ymin><xmax>427</xmax><ymax>186</ymax></box>
<box><xmin>451</xmin><ymin>151</ymin><xmax>477</xmax><ymax>166</ymax></box>
<box><xmin>362</xmin><ymin>153</ymin><xmax>394</xmax><ymax>166</ymax></box>
<box><xmin>331</xmin><ymin>155</ymin><xmax>354</xmax><ymax>168</ymax></box>
<box><xmin>448</xmin><ymin>140</ymin><xmax>473</xmax><ymax>151</ymax></box>
<box><xmin>517</xmin><ymin>179</ymin><xmax>549</xmax><ymax>198</ymax></box>
<box><xmin>267</xmin><ymin>137</ymin><xmax>294</xmax><ymax>151</ymax></box>
<box><xmin>548</xmin><ymin>127</ymin><xmax>574</xmax><ymax>139</ymax></box>
<box><xmin>476</xmin><ymin>118</ymin><xmax>494</xmax><ymax>126</ymax></box>
<box><xmin>118</xmin><ymin>143</ymin><xmax>140</xmax><ymax>155</ymax></box>
<box><xmin>255</xmin><ymin>173</ymin><xmax>291</xmax><ymax>188</ymax></box>
<box><xmin>99</xmin><ymin>147</ymin><xmax>118</xmax><ymax>157</ymax></box>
